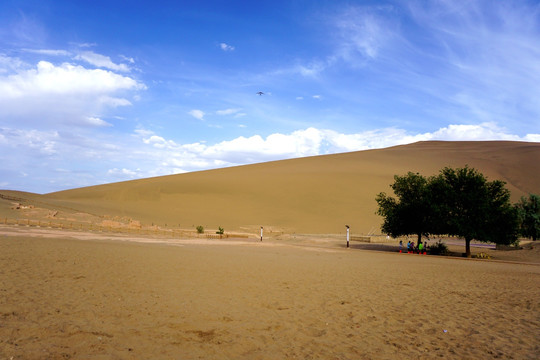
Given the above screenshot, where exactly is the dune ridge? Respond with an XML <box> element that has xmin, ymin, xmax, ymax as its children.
<box><xmin>3</xmin><ymin>141</ymin><xmax>539</xmax><ymax>235</ymax></box>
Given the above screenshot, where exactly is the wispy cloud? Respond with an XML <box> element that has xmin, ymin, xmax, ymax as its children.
<box><xmin>401</xmin><ymin>0</ymin><xmax>540</xmax><ymax>128</ymax></box>
<box><xmin>74</xmin><ymin>51</ymin><xmax>131</xmax><ymax>72</ymax></box>
<box><xmin>0</xmin><ymin>128</ymin><xmax>59</xmax><ymax>156</ymax></box>
<box><xmin>333</xmin><ymin>6</ymin><xmax>397</xmax><ymax>64</ymax></box>
<box><xmin>22</xmin><ymin>48</ymin><xmax>71</xmax><ymax>56</ymax></box>
<box><xmin>119</xmin><ymin>55</ymin><xmax>135</xmax><ymax>64</ymax></box>
<box><xmin>85</xmin><ymin>116</ymin><xmax>112</xmax><ymax>127</ymax></box>
<box><xmin>216</xmin><ymin>108</ymin><xmax>242</xmax><ymax>116</ymax></box>
<box><xmin>188</xmin><ymin>109</ymin><xmax>205</xmax><ymax>121</ymax></box>
<box><xmin>219</xmin><ymin>43</ymin><xmax>235</xmax><ymax>51</ymax></box>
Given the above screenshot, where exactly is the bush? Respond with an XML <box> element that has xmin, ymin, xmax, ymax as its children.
<box><xmin>196</xmin><ymin>225</ymin><xmax>204</xmax><ymax>234</ymax></box>
<box><xmin>427</xmin><ymin>240</ymin><xmax>449</xmax><ymax>256</ymax></box>
<box><xmin>216</xmin><ymin>226</ymin><xmax>224</xmax><ymax>235</ymax></box>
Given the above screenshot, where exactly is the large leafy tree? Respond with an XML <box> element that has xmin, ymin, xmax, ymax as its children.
<box><xmin>431</xmin><ymin>166</ymin><xmax>519</xmax><ymax>257</ymax></box>
<box><xmin>375</xmin><ymin>172</ymin><xmax>435</xmax><ymax>243</ymax></box>
<box><xmin>376</xmin><ymin>167</ymin><xmax>519</xmax><ymax>257</ymax></box>
<box><xmin>515</xmin><ymin>194</ymin><xmax>540</xmax><ymax>241</ymax></box>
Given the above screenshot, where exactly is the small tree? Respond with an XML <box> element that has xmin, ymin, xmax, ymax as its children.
<box><xmin>196</xmin><ymin>225</ymin><xmax>204</xmax><ymax>234</ymax></box>
<box><xmin>376</xmin><ymin>172</ymin><xmax>435</xmax><ymax>243</ymax></box>
<box><xmin>432</xmin><ymin>166</ymin><xmax>519</xmax><ymax>257</ymax></box>
<box><xmin>515</xmin><ymin>194</ymin><xmax>540</xmax><ymax>241</ymax></box>
<box><xmin>216</xmin><ymin>226</ymin><xmax>225</xmax><ymax>235</ymax></box>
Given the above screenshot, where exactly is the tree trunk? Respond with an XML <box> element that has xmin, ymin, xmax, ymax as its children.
<box><xmin>465</xmin><ymin>238</ymin><xmax>471</xmax><ymax>257</ymax></box>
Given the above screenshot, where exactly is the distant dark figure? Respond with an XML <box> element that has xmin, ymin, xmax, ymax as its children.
<box><xmin>256</xmin><ymin>91</ymin><xmax>264</xmax><ymax>96</ymax></box>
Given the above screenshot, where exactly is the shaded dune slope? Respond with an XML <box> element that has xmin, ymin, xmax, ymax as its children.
<box><xmin>26</xmin><ymin>141</ymin><xmax>540</xmax><ymax>234</ymax></box>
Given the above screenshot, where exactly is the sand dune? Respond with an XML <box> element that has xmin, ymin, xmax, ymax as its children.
<box><xmin>2</xmin><ymin>141</ymin><xmax>539</xmax><ymax>235</ymax></box>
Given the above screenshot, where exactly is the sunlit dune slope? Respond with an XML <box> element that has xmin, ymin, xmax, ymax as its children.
<box><xmin>38</xmin><ymin>141</ymin><xmax>540</xmax><ymax>234</ymax></box>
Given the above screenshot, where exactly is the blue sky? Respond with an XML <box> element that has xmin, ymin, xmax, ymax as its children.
<box><xmin>1</xmin><ymin>0</ymin><xmax>539</xmax><ymax>193</ymax></box>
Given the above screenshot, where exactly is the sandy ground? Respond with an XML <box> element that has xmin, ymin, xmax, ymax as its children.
<box><xmin>1</xmin><ymin>226</ymin><xmax>539</xmax><ymax>359</ymax></box>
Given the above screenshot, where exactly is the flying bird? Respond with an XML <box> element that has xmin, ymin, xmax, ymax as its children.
<box><xmin>256</xmin><ymin>91</ymin><xmax>264</xmax><ymax>96</ymax></box>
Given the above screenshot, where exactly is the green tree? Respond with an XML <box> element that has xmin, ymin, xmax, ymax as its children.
<box><xmin>376</xmin><ymin>167</ymin><xmax>519</xmax><ymax>257</ymax></box>
<box><xmin>515</xmin><ymin>194</ymin><xmax>540</xmax><ymax>241</ymax></box>
<box><xmin>433</xmin><ymin>166</ymin><xmax>519</xmax><ymax>257</ymax></box>
<box><xmin>376</xmin><ymin>172</ymin><xmax>435</xmax><ymax>243</ymax></box>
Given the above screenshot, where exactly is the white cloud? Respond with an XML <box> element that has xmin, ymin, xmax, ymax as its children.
<box><xmin>85</xmin><ymin>116</ymin><xmax>112</xmax><ymax>127</ymax></box>
<box><xmin>219</xmin><ymin>43</ymin><xmax>235</xmax><ymax>51</ymax></box>
<box><xmin>75</xmin><ymin>51</ymin><xmax>130</xmax><ymax>72</ymax></box>
<box><xmin>120</xmin><ymin>55</ymin><xmax>135</xmax><ymax>64</ymax></box>
<box><xmin>2</xmin><ymin>122</ymin><xmax>537</xmax><ymax>192</ymax></box>
<box><xmin>0</xmin><ymin>55</ymin><xmax>28</xmax><ymax>74</ymax></box>
<box><xmin>107</xmin><ymin>168</ymin><xmax>140</xmax><ymax>178</ymax></box>
<box><xmin>297</xmin><ymin>61</ymin><xmax>326</xmax><ymax>77</ymax></box>
<box><xmin>0</xmin><ymin>58</ymin><xmax>145</xmax><ymax>127</ymax></box>
<box><xmin>0</xmin><ymin>128</ymin><xmax>59</xmax><ymax>155</ymax></box>
<box><xmin>22</xmin><ymin>48</ymin><xmax>71</xmax><ymax>56</ymax></box>
<box><xmin>0</xmin><ymin>60</ymin><xmax>143</xmax><ymax>98</ymax></box>
<box><xmin>421</xmin><ymin>123</ymin><xmax>520</xmax><ymax>141</ymax></box>
<box><xmin>216</xmin><ymin>108</ymin><xmax>242</xmax><ymax>116</ymax></box>
<box><xmin>143</xmin><ymin>134</ymin><xmax>178</xmax><ymax>149</ymax></box>
<box><xmin>129</xmin><ymin>123</ymin><xmax>539</xmax><ymax>178</ymax></box>
<box><xmin>98</xmin><ymin>96</ymin><xmax>132</xmax><ymax>107</ymax></box>
<box><xmin>188</xmin><ymin>109</ymin><xmax>205</xmax><ymax>121</ymax></box>
<box><xmin>75</xmin><ymin>42</ymin><xmax>97</xmax><ymax>48</ymax></box>
<box><xmin>524</xmin><ymin>134</ymin><xmax>540</xmax><ymax>142</ymax></box>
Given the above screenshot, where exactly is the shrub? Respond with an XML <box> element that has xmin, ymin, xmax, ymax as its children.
<box><xmin>196</xmin><ymin>225</ymin><xmax>204</xmax><ymax>234</ymax></box>
<box><xmin>427</xmin><ymin>240</ymin><xmax>449</xmax><ymax>256</ymax></box>
<box><xmin>216</xmin><ymin>226</ymin><xmax>224</xmax><ymax>235</ymax></box>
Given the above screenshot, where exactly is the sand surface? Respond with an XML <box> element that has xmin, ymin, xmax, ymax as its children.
<box><xmin>1</xmin><ymin>227</ymin><xmax>539</xmax><ymax>359</ymax></box>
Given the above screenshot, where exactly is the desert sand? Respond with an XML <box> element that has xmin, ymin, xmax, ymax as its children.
<box><xmin>1</xmin><ymin>226</ymin><xmax>539</xmax><ymax>359</ymax></box>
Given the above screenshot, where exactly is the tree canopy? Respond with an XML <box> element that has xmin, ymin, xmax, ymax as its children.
<box><xmin>376</xmin><ymin>172</ymin><xmax>434</xmax><ymax>243</ymax></box>
<box><xmin>515</xmin><ymin>194</ymin><xmax>540</xmax><ymax>241</ymax></box>
<box><xmin>432</xmin><ymin>167</ymin><xmax>518</xmax><ymax>256</ymax></box>
<box><xmin>376</xmin><ymin>166</ymin><xmax>519</xmax><ymax>257</ymax></box>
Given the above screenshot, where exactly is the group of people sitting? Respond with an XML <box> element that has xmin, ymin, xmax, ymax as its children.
<box><xmin>399</xmin><ymin>240</ymin><xmax>428</xmax><ymax>254</ymax></box>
